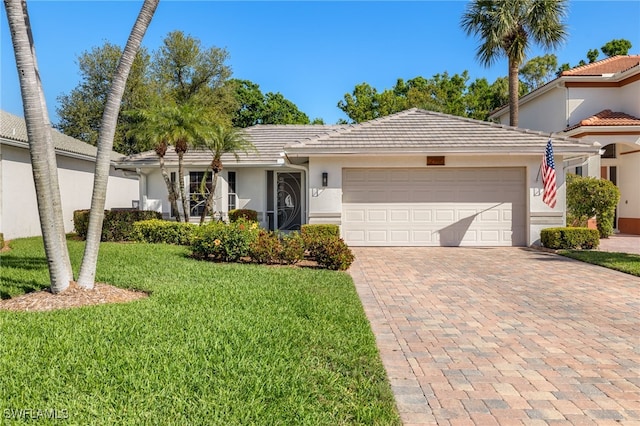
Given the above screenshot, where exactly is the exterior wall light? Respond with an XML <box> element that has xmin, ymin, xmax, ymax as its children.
<box><xmin>322</xmin><ymin>172</ymin><xmax>328</xmax><ymax>187</ymax></box>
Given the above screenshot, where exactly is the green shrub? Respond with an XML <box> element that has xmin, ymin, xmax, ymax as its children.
<box><xmin>228</xmin><ymin>209</ymin><xmax>258</xmax><ymax>222</ymax></box>
<box><xmin>74</xmin><ymin>209</ymin><xmax>162</xmax><ymax>241</ymax></box>
<box><xmin>249</xmin><ymin>231</ymin><xmax>306</xmax><ymax>265</ymax></box>
<box><xmin>308</xmin><ymin>236</ymin><xmax>355</xmax><ymax>271</ymax></box>
<box><xmin>132</xmin><ymin>219</ymin><xmax>196</xmax><ymax>245</ymax></box>
<box><xmin>566</xmin><ymin>174</ymin><xmax>620</xmax><ymax>238</ymax></box>
<box><xmin>540</xmin><ymin>227</ymin><xmax>600</xmax><ymax>250</ymax></box>
<box><xmin>301</xmin><ymin>224</ymin><xmax>340</xmax><ymax>247</ymax></box>
<box><xmin>280</xmin><ymin>232</ymin><xmax>305</xmax><ymax>265</ymax></box>
<box><xmin>0</xmin><ymin>233</ymin><xmax>4</xmax><ymax>248</ymax></box>
<box><xmin>249</xmin><ymin>230</ymin><xmax>283</xmax><ymax>264</ymax></box>
<box><xmin>191</xmin><ymin>219</ymin><xmax>259</xmax><ymax>262</ymax></box>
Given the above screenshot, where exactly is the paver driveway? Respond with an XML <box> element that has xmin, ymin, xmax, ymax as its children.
<box><xmin>350</xmin><ymin>247</ymin><xmax>640</xmax><ymax>425</ymax></box>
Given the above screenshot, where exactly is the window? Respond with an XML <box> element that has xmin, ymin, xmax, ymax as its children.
<box><xmin>228</xmin><ymin>171</ymin><xmax>237</xmax><ymax>211</ymax></box>
<box><xmin>601</xmin><ymin>144</ymin><xmax>616</xmax><ymax>159</ymax></box>
<box><xmin>575</xmin><ymin>166</ymin><xmax>583</xmax><ymax>176</ymax></box>
<box><xmin>189</xmin><ymin>171</ymin><xmax>211</xmax><ymax>217</ymax></box>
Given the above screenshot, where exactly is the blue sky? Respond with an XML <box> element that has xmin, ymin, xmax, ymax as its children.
<box><xmin>2</xmin><ymin>1</ymin><xmax>639</xmax><ymax>125</ymax></box>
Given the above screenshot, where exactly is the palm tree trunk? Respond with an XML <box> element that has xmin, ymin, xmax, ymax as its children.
<box><xmin>77</xmin><ymin>0</ymin><xmax>159</xmax><ymax>289</ymax></box>
<box><xmin>508</xmin><ymin>57</ymin><xmax>519</xmax><ymax>127</ymax></box>
<box><xmin>5</xmin><ymin>0</ymin><xmax>71</xmax><ymax>293</ymax></box>
<box><xmin>199</xmin><ymin>169</ymin><xmax>219</xmax><ymax>224</ymax></box>
<box><xmin>177</xmin><ymin>152</ymin><xmax>190</xmax><ymax>223</ymax></box>
<box><xmin>159</xmin><ymin>155</ymin><xmax>181</xmax><ymax>222</ymax></box>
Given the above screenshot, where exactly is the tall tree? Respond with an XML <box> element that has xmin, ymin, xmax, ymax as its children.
<box><xmin>151</xmin><ymin>30</ymin><xmax>234</xmax><ymax>115</ymax></box>
<box><xmin>586</xmin><ymin>48</ymin><xmax>599</xmax><ymax>63</ymax></box>
<box><xmin>125</xmin><ymin>106</ymin><xmax>182</xmax><ymax>221</ymax></box>
<box><xmin>519</xmin><ymin>54</ymin><xmax>558</xmax><ymax>91</ymax></box>
<box><xmin>4</xmin><ymin>0</ymin><xmax>72</xmax><ymax>293</ymax></box>
<box><xmin>55</xmin><ymin>43</ymin><xmax>153</xmax><ymax>154</ymax></box>
<box><xmin>198</xmin><ymin>125</ymin><xmax>255</xmax><ymax>224</ymax></box>
<box><xmin>601</xmin><ymin>39</ymin><xmax>632</xmax><ymax>57</ymax></box>
<box><xmin>77</xmin><ymin>0</ymin><xmax>159</xmax><ymax>289</ymax></box>
<box><xmin>461</xmin><ymin>0</ymin><xmax>568</xmax><ymax>126</ymax></box>
<box><xmin>229</xmin><ymin>79</ymin><xmax>312</xmax><ymax>127</ymax></box>
<box><xmin>337</xmin><ymin>83</ymin><xmax>381</xmax><ymax>123</ymax></box>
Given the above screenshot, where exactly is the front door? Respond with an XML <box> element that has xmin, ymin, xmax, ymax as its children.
<box><xmin>275</xmin><ymin>172</ymin><xmax>302</xmax><ymax>231</ymax></box>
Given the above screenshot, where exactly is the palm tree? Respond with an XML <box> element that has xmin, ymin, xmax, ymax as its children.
<box><xmin>76</xmin><ymin>0</ymin><xmax>159</xmax><ymax>289</ymax></box>
<box><xmin>126</xmin><ymin>106</ymin><xmax>183</xmax><ymax>221</ymax></box>
<box><xmin>165</xmin><ymin>103</ymin><xmax>208</xmax><ymax>223</ymax></box>
<box><xmin>461</xmin><ymin>0</ymin><xmax>568</xmax><ymax>126</ymax></box>
<box><xmin>5</xmin><ymin>0</ymin><xmax>157</xmax><ymax>293</ymax></box>
<box><xmin>4</xmin><ymin>0</ymin><xmax>72</xmax><ymax>293</ymax></box>
<box><xmin>198</xmin><ymin>125</ymin><xmax>255</xmax><ymax>224</ymax></box>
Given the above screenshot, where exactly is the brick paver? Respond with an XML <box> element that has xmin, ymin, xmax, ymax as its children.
<box><xmin>350</xmin><ymin>247</ymin><xmax>640</xmax><ymax>425</ymax></box>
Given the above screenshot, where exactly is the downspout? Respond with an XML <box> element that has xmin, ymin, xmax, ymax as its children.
<box><xmin>281</xmin><ymin>152</ymin><xmax>309</xmax><ymax>226</ymax></box>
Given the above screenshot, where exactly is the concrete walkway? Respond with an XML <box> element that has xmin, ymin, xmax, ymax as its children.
<box><xmin>350</xmin><ymin>247</ymin><xmax>640</xmax><ymax>425</ymax></box>
<box><xmin>598</xmin><ymin>234</ymin><xmax>640</xmax><ymax>255</ymax></box>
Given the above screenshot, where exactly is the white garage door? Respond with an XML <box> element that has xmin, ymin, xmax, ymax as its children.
<box><xmin>342</xmin><ymin>168</ymin><xmax>526</xmax><ymax>247</ymax></box>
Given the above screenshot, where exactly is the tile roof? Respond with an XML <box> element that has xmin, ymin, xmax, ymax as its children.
<box><xmin>286</xmin><ymin>108</ymin><xmax>599</xmax><ymax>155</ymax></box>
<box><xmin>0</xmin><ymin>110</ymin><xmax>124</xmax><ymax>161</ymax></box>
<box><xmin>561</xmin><ymin>55</ymin><xmax>640</xmax><ymax>76</ymax></box>
<box><xmin>119</xmin><ymin>124</ymin><xmax>342</xmax><ymax>167</ymax></box>
<box><xmin>566</xmin><ymin>109</ymin><xmax>640</xmax><ymax>131</ymax></box>
<box><xmin>119</xmin><ymin>109</ymin><xmax>599</xmax><ymax>168</ymax></box>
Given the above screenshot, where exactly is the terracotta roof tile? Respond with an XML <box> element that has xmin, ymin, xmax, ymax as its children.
<box><xmin>565</xmin><ymin>109</ymin><xmax>640</xmax><ymax>131</ymax></box>
<box><xmin>561</xmin><ymin>55</ymin><xmax>640</xmax><ymax>76</ymax></box>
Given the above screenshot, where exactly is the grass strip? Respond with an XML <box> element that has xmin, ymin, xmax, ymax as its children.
<box><xmin>558</xmin><ymin>249</ymin><xmax>640</xmax><ymax>277</ymax></box>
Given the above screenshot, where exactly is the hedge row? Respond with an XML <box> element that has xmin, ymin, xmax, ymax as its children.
<box><xmin>73</xmin><ymin>210</ymin><xmax>162</xmax><ymax>241</ymax></box>
<box><xmin>190</xmin><ymin>222</ymin><xmax>353</xmax><ymax>270</ymax></box>
<box><xmin>541</xmin><ymin>227</ymin><xmax>600</xmax><ymax>250</ymax></box>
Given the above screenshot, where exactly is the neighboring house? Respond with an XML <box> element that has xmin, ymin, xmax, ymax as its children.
<box><xmin>119</xmin><ymin>108</ymin><xmax>599</xmax><ymax>247</ymax></box>
<box><xmin>0</xmin><ymin>110</ymin><xmax>139</xmax><ymax>240</ymax></box>
<box><xmin>490</xmin><ymin>55</ymin><xmax>640</xmax><ymax>235</ymax></box>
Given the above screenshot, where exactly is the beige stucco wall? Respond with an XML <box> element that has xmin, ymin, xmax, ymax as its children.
<box><xmin>1</xmin><ymin>144</ymin><xmax>138</xmax><ymax>240</ymax></box>
<box><xmin>514</xmin><ymin>86</ymin><xmax>568</xmax><ymax>131</ymax></box>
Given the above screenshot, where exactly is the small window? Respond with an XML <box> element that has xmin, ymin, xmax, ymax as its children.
<box><xmin>601</xmin><ymin>144</ymin><xmax>616</xmax><ymax>159</ymax></box>
<box><xmin>228</xmin><ymin>171</ymin><xmax>237</xmax><ymax>211</ymax></box>
<box><xmin>575</xmin><ymin>166</ymin><xmax>583</xmax><ymax>176</ymax></box>
<box><xmin>189</xmin><ymin>171</ymin><xmax>211</xmax><ymax>217</ymax></box>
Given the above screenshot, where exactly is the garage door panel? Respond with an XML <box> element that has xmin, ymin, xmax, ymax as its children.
<box><xmin>367</xmin><ymin>209</ymin><xmax>387</xmax><ymax>222</ymax></box>
<box><xmin>342</xmin><ymin>168</ymin><xmax>526</xmax><ymax>247</ymax></box>
<box><xmin>390</xmin><ymin>209</ymin><xmax>410</xmax><ymax>222</ymax></box>
<box><xmin>390</xmin><ymin>230</ymin><xmax>410</xmax><ymax>243</ymax></box>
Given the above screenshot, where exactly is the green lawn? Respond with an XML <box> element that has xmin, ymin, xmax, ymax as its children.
<box><xmin>0</xmin><ymin>238</ymin><xmax>400</xmax><ymax>425</ymax></box>
<box><xmin>559</xmin><ymin>249</ymin><xmax>640</xmax><ymax>277</ymax></box>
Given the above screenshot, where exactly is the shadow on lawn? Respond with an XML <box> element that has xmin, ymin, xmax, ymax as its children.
<box><xmin>0</xmin><ymin>276</ymin><xmax>48</xmax><ymax>300</ymax></box>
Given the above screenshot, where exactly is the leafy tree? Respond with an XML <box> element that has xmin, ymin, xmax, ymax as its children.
<box><xmin>566</xmin><ymin>174</ymin><xmax>620</xmax><ymax>238</ymax></box>
<box><xmin>337</xmin><ymin>83</ymin><xmax>380</xmax><ymax>123</ymax></box>
<box><xmin>262</xmin><ymin>92</ymin><xmax>310</xmax><ymax>125</ymax></box>
<box><xmin>587</xmin><ymin>48</ymin><xmax>599</xmax><ymax>63</ymax></box>
<box><xmin>56</xmin><ymin>43</ymin><xmax>153</xmax><ymax>154</ymax></box>
<box><xmin>601</xmin><ymin>39</ymin><xmax>632</xmax><ymax>57</ymax></box>
<box><xmin>461</xmin><ymin>0</ymin><xmax>568</xmax><ymax>126</ymax></box>
<box><xmin>198</xmin><ymin>125</ymin><xmax>255</xmax><ymax>224</ymax></box>
<box><xmin>229</xmin><ymin>79</ymin><xmax>312</xmax><ymax>127</ymax></box>
<box><xmin>520</xmin><ymin>54</ymin><xmax>558</xmax><ymax>91</ymax></box>
<box><xmin>5</xmin><ymin>0</ymin><xmax>158</xmax><ymax>293</ymax></box>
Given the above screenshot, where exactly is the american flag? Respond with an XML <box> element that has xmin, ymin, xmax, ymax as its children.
<box><xmin>541</xmin><ymin>139</ymin><xmax>557</xmax><ymax>208</ymax></box>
